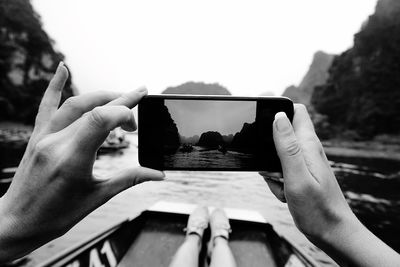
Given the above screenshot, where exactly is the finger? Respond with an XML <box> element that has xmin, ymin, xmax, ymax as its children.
<box><xmin>273</xmin><ymin>112</ymin><xmax>313</xmax><ymax>187</ymax></box>
<box><xmin>35</xmin><ymin>62</ymin><xmax>68</xmax><ymax>130</ymax></box>
<box><xmin>106</xmin><ymin>86</ymin><xmax>147</xmax><ymax>108</ymax></box>
<box><xmin>264</xmin><ymin>177</ymin><xmax>286</xmax><ymax>203</ymax></box>
<box><xmin>73</xmin><ymin>105</ymin><xmax>135</xmax><ymax>152</ymax></box>
<box><xmin>106</xmin><ymin>87</ymin><xmax>147</xmax><ymax>131</ymax></box>
<box><xmin>49</xmin><ymin>91</ymin><xmax>122</xmax><ymax>132</ymax></box>
<box><xmin>292</xmin><ymin>105</ymin><xmax>330</xmax><ymax>177</ymax></box>
<box><xmin>100</xmin><ymin>167</ymin><xmax>165</xmax><ymax>198</ymax></box>
<box><xmin>292</xmin><ymin>104</ymin><xmax>316</xmax><ymax>134</ymax></box>
<box><xmin>292</xmin><ymin>104</ymin><xmax>323</xmax><ymax>151</ymax></box>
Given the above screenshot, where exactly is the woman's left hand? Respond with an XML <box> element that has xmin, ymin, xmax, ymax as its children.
<box><xmin>0</xmin><ymin>63</ymin><xmax>164</xmax><ymax>262</ymax></box>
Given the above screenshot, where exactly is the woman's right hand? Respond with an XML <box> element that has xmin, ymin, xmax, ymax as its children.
<box><xmin>260</xmin><ymin>104</ymin><xmax>400</xmax><ymax>266</ymax></box>
<box><xmin>260</xmin><ymin>104</ymin><xmax>356</xmax><ymax>243</ymax></box>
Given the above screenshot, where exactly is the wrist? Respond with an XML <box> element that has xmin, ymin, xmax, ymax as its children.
<box><xmin>311</xmin><ymin>212</ymin><xmax>400</xmax><ymax>267</ymax></box>
<box><xmin>0</xmin><ymin>196</ymin><xmax>19</xmax><ymax>262</ymax></box>
<box><xmin>308</xmin><ymin>213</ymin><xmax>366</xmax><ymax>265</ymax></box>
<box><xmin>0</xmin><ymin>194</ymin><xmax>66</xmax><ymax>263</ymax></box>
<box><xmin>316</xmin><ymin>213</ymin><xmax>362</xmax><ymax>248</ymax></box>
<box><xmin>0</xmin><ymin>195</ymin><xmax>39</xmax><ymax>263</ymax></box>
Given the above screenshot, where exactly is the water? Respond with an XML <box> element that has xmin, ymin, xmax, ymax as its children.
<box><xmin>23</xmin><ymin>134</ymin><xmax>400</xmax><ymax>266</ymax></box>
<box><xmin>164</xmin><ymin>146</ymin><xmax>256</xmax><ymax>169</ymax></box>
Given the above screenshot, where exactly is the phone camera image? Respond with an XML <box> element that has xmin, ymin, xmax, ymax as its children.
<box><xmin>163</xmin><ymin>99</ymin><xmax>258</xmax><ymax>169</ymax></box>
<box><xmin>139</xmin><ymin>96</ymin><xmax>293</xmax><ymax>171</ymax></box>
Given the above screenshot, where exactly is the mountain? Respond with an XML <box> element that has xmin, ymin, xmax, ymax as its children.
<box><xmin>0</xmin><ymin>0</ymin><xmax>75</xmax><ymax>124</ymax></box>
<box><xmin>260</xmin><ymin>91</ymin><xmax>275</xmax><ymax>96</ymax></box>
<box><xmin>375</xmin><ymin>0</ymin><xmax>400</xmax><ymax>18</ymax></box>
<box><xmin>180</xmin><ymin>135</ymin><xmax>200</xmax><ymax>144</ymax></box>
<box><xmin>222</xmin><ymin>134</ymin><xmax>234</xmax><ymax>144</ymax></box>
<box><xmin>311</xmin><ymin>0</ymin><xmax>400</xmax><ymax>138</ymax></box>
<box><xmin>282</xmin><ymin>85</ymin><xmax>300</xmax><ymax>103</ymax></box>
<box><xmin>161</xmin><ymin>105</ymin><xmax>181</xmax><ymax>153</ymax></box>
<box><xmin>230</xmin><ymin>122</ymin><xmax>257</xmax><ymax>153</ymax></box>
<box><xmin>197</xmin><ymin>131</ymin><xmax>224</xmax><ymax>148</ymax></box>
<box><xmin>162</xmin><ymin>82</ymin><xmax>231</xmax><ymax>95</ymax></box>
<box><xmin>283</xmin><ymin>51</ymin><xmax>334</xmax><ymax>105</ymax></box>
<box><xmin>141</xmin><ymin>102</ymin><xmax>180</xmax><ymax>155</ymax></box>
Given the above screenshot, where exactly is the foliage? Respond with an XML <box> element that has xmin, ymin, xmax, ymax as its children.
<box><xmin>0</xmin><ymin>0</ymin><xmax>74</xmax><ymax>124</ymax></box>
<box><xmin>312</xmin><ymin>0</ymin><xmax>400</xmax><ymax>138</ymax></box>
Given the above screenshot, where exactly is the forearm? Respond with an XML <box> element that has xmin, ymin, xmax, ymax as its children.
<box><xmin>0</xmin><ymin>198</ymin><xmax>54</xmax><ymax>263</ymax></box>
<box><xmin>315</xmin><ymin>215</ymin><xmax>400</xmax><ymax>267</ymax></box>
<box><xmin>0</xmin><ymin>198</ymin><xmax>20</xmax><ymax>262</ymax></box>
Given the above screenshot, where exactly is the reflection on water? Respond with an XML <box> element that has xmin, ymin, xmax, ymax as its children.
<box><xmin>330</xmin><ymin>156</ymin><xmax>400</xmax><ymax>255</ymax></box>
<box><xmin>164</xmin><ymin>146</ymin><xmax>255</xmax><ymax>169</ymax></box>
<box><xmin>24</xmin><ymin>134</ymin><xmax>400</xmax><ymax>267</ymax></box>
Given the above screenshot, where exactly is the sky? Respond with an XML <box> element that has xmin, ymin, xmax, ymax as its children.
<box><xmin>165</xmin><ymin>100</ymin><xmax>256</xmax><ymax>137</ymax></box>
<box><xmin>32</xmin><ymin>0</ymin><xmax>378</xmax><ymax>96</ymax></box>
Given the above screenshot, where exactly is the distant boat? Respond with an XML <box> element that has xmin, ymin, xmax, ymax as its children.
<box><xmin>99</xmin><ymin>128</ymin><xmax>130</xmax><ymax>153</ymax></box>
<box><xmin>180</xmin><ymin>143</ymin><xmax>193</xmax><ymax>152</ymax></box>
<box><xmin>218</xmin><ymin>145</ymin><xmax>227</xmax><ymax>154</ymax></box>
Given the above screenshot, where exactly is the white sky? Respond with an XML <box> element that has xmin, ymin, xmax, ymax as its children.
<box><xmin>165</xmin><ymin>100</ymin><xmax>256</xmax><ymax>137</ymax></box>
<box><xmin>32</xmin><ymin>0</ymin><xmax>377</xmax><ymax>96</ymax></box>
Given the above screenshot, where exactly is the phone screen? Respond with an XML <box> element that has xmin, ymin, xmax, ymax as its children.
<box><xmin>138</xmin><ymin>95</ymin><xmax>293</xmax><ymax>171</ymax></box>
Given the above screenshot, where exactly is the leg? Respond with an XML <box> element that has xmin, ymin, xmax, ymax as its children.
<box><xmin>209</xmin><ymin>208</ymin><xmax>237</xmax><ymax>267</ymax></box>
<box><xmin>209</xmin><ymin>237</ymin><xmax>237</xmax><ymax>267</ymax></box>
<box><xmin>169</xmin><ymin>234</ymin><xmax>201</xmax><ymax>267</ymax></box>
<box><xmin>169</xmin><ymin>206</ymin><xmax>209</xmax><ymax>267</ymax></box>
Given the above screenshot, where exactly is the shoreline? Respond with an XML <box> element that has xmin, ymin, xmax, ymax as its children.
<box><xmin>1</xmin><ymin>122</ymin><xmax>399</xmax><ymax>163</ymax></box>
<box><xmin>322</xmin><ymin>140</ymin><xmax>400</xmax><ymax>162</ymax></box>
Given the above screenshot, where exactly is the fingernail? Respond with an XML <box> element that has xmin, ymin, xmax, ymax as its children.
<box><xmin>275</xmin><ymin>112</ymin><xmax>291</xmax><ymax>133</ymax></box>
<box><xmin>154</xmin><ymin>171</ymin><xmax>165</xmax><ymax>181</ymax></box>
<box><xmin>55</xmin><ymin>61</ymin><xmax>64</xmax><ymax>73</ymax></box>
<box><xmin>137</xmin><ymin>86</ymin><xmax>147</xmax><ymax>94</ymax></box>
<box><xmin>129</xmin><ymin>109</ymin><xmax>137</xmax><ymax>131</ymax></box>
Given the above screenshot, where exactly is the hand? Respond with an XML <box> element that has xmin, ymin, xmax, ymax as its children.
<box><xmin>0</xmin><ymin>63</ymin><xmax>164</xmax><ymax>262</ymax></box>
<box><xmin>260</xmin><ymin>104</ymin><xmax>400</xmax><ymax>266</ymax></box>
<box><xmin>260</xmin><ymin>104</ymin><xmax>355</xmax><ymax>241</ymax></box>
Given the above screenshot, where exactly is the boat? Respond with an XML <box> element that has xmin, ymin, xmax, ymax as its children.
<box><xmin>218</xmin><ymin>145</ymin><xmax>227</xmax><ymax>154</ymax></box>
<box><xmin>180</xmin><ymin>144</ymin><xmax>194</xmax><ymax>152</ymax></box>
<box><xmin>37</xmin><ymin>201</ymin><xmax>319</xmax><ymax>267</ymax></box>
<box><xmin>0</xmin><ymin>167</ymin><xmax>16</xmax><ymax>197</ymax></box>
<box><xmin>99</xmin><ymin>129</ymin><xmax>130</xmax><ymax>154</ymax></box>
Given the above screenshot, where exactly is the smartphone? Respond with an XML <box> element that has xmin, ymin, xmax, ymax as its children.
<box><xmin>138</xmin><ymin>95</ymin><xmax>293</xmax><ymax>171</ymax></box>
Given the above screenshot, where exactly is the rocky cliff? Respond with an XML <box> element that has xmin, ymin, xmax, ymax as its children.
<box><xmin>230</xmin><ymin>122</ymin><xmax>257</xmax><ymax>153</ymax></box>
<box><xmin>283</xmin><ymin>51</ymin><xmax>334</xmax><ymax>105</ymax></box>
<box><xmin>162</xmin><ymin>82</ymin><xmax>231</xmax><ymax>95</ymax></box>
<box><xmin>197</xmin><ymin>131</ymin><xmax>224</xmax><ymax>148</ymax></box>
<box><xmin>161</xmin><ymin>105</ymin><xmax>181</xmax><ymax>153</ymax></box>
<box><xmin>282</xmin><ymin>85</ymin><xmax>300</xmax><ymax>103</ymax></box>
<box><xmin>0</xmin><ymin>0</ymin><xmax>75</xmax><ymax>124</ymax></box>
<box><xmin>311</xmin><ymin>0</ymin><xmax>400</xmax><ymax>138</ymax></box>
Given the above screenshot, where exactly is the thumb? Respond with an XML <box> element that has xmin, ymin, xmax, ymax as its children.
<box><xmin>273</xmin><ymin>112</ymin><xmax>311</xmax><ymax>187</ymax></box>
<box><xmin>101</xmin><ymin>167</ymin><xmax>165</xmax><ymax>198</ymax></box>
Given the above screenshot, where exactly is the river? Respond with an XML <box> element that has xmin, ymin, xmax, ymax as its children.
<box><xmin>23</xmin><ymin>133</ymin><xmax>400</xmax><ymax>266</ymax></box>
<box><xmin>164</xmin><ymin>146</ymin><xmax>256</xmax><ymax>169</ymax></box>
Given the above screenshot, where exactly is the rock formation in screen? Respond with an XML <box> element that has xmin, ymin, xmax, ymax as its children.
<box><xmin>197</xmin><ymin>131</ymin><xmax>224</xmax><ymax>148</ymax></box>
<box><xmin>161</xmin><ymin>104</ymin><xmax>181</xmax><ymax>154</ymax></box>
<box><xmin>230</xmin><ymin>122</ymin><xmax>257</xmax><ymax>153</ymax></box>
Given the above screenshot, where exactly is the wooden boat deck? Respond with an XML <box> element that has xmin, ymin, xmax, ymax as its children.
<box><xmin>118</xmin><ymin>211</ymin><xmax>278</xmax><ymax>267</ymax></box>
<box><xmin>37</xmin><ymin>202</ymin><xmax>318</xmax><ymax>267</ymax></box>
